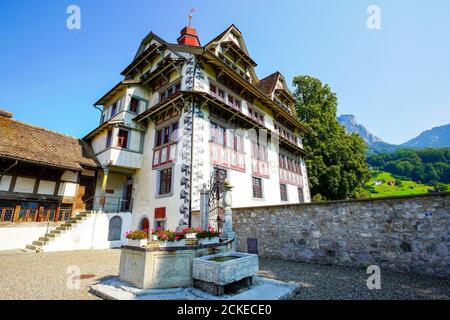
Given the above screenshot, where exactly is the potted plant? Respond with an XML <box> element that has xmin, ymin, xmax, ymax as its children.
<box><xmin>196</xmin><ymin>228</ymin><xmax>220</xmax><ymax>245</ymax></box>
<box><xmin>124</xmin><ymin>230</ymin><xmax>148</xmax><ymax>248</ymax></box>
<box><xmin>183</xmin><ymin>227</ymin><xmax>202</xmax><ymax>239</ymax></box>
<box><xmin>155</xmin><ymin>229</ymin><xmax>186</xmax><ymax>247</ymax></box>
<box><xmin>150</xmin><ymin>228</ymin><xmax>161</xmax><ymax>241</ymax></box>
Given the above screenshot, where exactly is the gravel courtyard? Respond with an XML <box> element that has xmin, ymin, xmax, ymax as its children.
<box><xmin>0</xmin><ymin>249</ymin><xmax>448</xmax><ymax>300</ymax></box>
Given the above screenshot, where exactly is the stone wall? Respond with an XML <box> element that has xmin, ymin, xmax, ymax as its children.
<box><xmin>233</xmin><ymin>193</ymin><xmax>450</xmax><ymax>278</ymax></box>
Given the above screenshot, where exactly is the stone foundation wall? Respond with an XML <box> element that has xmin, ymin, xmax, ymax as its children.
<box><xmin>233</xmin><ymin>193</ymin><xmax>450</xmax><ymax>278</ymax></box>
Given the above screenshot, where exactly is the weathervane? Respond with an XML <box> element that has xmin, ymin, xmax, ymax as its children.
<box><xmin>189</xmin><ymin>8</ymin><xmax>196</xmax><ymax>26</ymax></box>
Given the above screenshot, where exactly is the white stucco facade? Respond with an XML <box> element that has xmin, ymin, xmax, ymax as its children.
<box><xmin>84</xmin><ymin>25</ymin><xmax>311</xmax><ymax>233</ymax></box>
<box><xmin>42</xmin><ymin>212</ymin><xmax>132</xmax><ymax>252</ymax></box>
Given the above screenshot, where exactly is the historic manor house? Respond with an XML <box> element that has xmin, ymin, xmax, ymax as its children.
<box><xmin>0</xmin><ymin>24</ymin><xmax>311</xmax><ymax>240</ymax></box>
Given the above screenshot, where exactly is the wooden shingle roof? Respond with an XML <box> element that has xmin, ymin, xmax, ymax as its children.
<box><xmin>256</xmin><ymin>72</ymin><xmax>280</xmax><ymax>96</ymax></box>
<box><xmin>0</xmin><ymin>115</ymin><xmax>99</xmax><ymax>171</ymax></box>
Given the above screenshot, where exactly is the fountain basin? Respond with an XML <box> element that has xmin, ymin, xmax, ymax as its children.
<box><xmin>193</xmin><ymin>252</ymin><xmax>258</xmax><ymax>287</ymax></box>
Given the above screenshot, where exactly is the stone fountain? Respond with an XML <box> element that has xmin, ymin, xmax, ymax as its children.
<box><xmin>90</xmin><ymin>180</ymin><xmax>299</xmax><ymax>300</ymax></box>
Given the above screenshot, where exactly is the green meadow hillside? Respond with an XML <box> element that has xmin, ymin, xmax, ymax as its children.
<box><xmin>366</xmin><ymin>170</ymin><xmax>449</xmax><ymax>198</ymax></box>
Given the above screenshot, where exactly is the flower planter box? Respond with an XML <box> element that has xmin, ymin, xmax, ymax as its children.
<box><xmin>199</xmin><ymin>237</ymin><xmax>220</xmax><ymax>246</ymax></box>
<box><xmin>126</xmin><ymin>239</ymin><xmax>148</xmax><ymax>248</ymax></box>
<box><xmin>158</xmin><ymin>239</ymin><xmax>186</xmax><ymax>248</ymax></box>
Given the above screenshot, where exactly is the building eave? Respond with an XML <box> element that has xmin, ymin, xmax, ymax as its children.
<box><xmin>82</xmin><ymin>119</ymin><xmax>124</xmax><ymax>140</ymax></box>
<box><xmin>0</xmin><ymin>154</ymin><xmax>84</xmax><ymax>171</ymax></box>
<box><xmin>201</xmin><ymin>50</ymin><xmax>310</xmax><ymax>134</ymax></box>
<box><xmin>93</xmin><ymin>80</ymin><xmax>141</xmax><ymax>106</ymax></box>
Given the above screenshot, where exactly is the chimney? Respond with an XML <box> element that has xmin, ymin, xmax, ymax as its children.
<box><xmin>0</xmin><ymin>109</ymin><xmax>12</xmax><ymax>118</ymax></box>
<box><xmin>177</xmin><ymin>26</ymin><xmax>201</xmax><ymax>47</ymax></box>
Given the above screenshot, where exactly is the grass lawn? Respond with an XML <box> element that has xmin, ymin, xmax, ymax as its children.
<box><xmin>366</xmin><ymin>171</ymin><xmax>440</xmax><ymax>198</ymax></box>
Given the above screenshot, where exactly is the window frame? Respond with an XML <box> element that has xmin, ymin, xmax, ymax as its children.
<box><xmin>209</xmin><ymin>122</ymin><xmax>246</xmax><ymax>172</ymax></box>
<box><xmin>298</xmin><ymin>187</ymin><xmax>304</xmax><ymax>203</ymax></box>
<box><xmin>153</xmin><ymin>120</ymin><xmax>179</xmax><ymax>169</ymax></box>
<box><xmin>129</xmin><ymin>97</ymin><xmax>140</xmax><ymax>113</ymax></box>
<box><xmin>156</xmin><ymin>166</ymin><xmax>174</xmax><ymax>197</ymax></box>
<box><xmin>248</xmin><ymin>106</ymin><xmax>265</xmax><ymax>125</ymax></box>
<box><xmin>116</xmin><ymin>128</ymin><xmax>129</xmax><ymax>149</ymax></box>
<box><xmin>106</xmin><ymin>129</ymin><xmax>113</xmax><ymax>148</ymax></box>
<box><xmin>158</xmin><ymin>81</ymin><xmax>182</xmax><ymax>103</ymax></box>
<box><xmin>280</xmin><ymin>183</ymin><xmax>288</xmax><ymax>202</ymax></box>
<box><xmin>110</xmin><ymin>102</ymin><xmax>117</xmax><ymax>118</ymax></box>
<box><xmin>252</xmin><ymin>176</ymin><xmax>264</xmax><ymax>200</ymax></box>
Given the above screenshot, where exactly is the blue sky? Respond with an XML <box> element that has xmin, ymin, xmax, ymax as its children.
<box><xmin>0</xmin><ymin>0</ymin><xmax>449</xmax><ymax>144</ymax></box>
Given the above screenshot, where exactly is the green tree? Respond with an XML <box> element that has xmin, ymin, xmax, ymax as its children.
<box><xmin>367</xmin><ymin>147</ymin><xmax>450</xmax><ymax>184</ymax></box>
<box><xmin>293</xmin><ymin>75</ymin><xmax>370</xmax><ymax>201</ymax></box>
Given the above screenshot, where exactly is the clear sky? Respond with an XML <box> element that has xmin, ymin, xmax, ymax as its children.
<box><xmin>0</xmin><ymin>0</ymin><xmax>449</xmax><ymax>144</ymax></box>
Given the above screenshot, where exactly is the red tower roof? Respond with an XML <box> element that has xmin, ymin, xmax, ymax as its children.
<box><xmin>177</xmin><ymin>26</ymin><xmax>201</xmax><ymax>47</ymax></box>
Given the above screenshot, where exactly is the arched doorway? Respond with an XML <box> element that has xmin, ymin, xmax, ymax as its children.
<box><xmin>139</xmin><ymin>217</ymin><xmax>150</xmax><ymax>234</ymax></box>
<box><xmin>108</xmin><ymin>216</ymin><xmax>122</xmax><ymax>241</ymax></box>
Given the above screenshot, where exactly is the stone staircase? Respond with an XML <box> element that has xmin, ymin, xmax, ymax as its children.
<box><xmin>26</xmin><ymin>211</ymin><xmax>93</xmax><ymax>252</ymax></box>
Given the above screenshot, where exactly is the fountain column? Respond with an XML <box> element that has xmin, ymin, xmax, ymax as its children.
<box><xmin>200</xmin><ymin>184</ymin><xmax>209</xmax><ymax>231</ymax></box>
<box><xmin>222</xmin><ymin>179</ymin><xmax>235</xmax><ymax>246</ymax></box>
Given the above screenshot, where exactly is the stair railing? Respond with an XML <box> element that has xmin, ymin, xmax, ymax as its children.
<box><xmin>43</xmin><ymin>219</ymin><xmax>67</xmax><ymax>246</ymax></box>
<box><xmin>82</xmin><ymin>195</ymin><xmax>129</xmax><ymax>213</ymax></box>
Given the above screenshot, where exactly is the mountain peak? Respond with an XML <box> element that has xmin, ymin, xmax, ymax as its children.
<box><xmin>337</xmin><ymin>114</ymin><xmax>383</xmax><ymax>145</ymax></box>
<box><xmin>401</xmin><ymin>124</ymin><xmax>450</xmax><ymax>148</ymax></box>
<box><xmin>337</xmin><ymin>114</ymin><xmax>450</xmax><ymax>154</ymax></box>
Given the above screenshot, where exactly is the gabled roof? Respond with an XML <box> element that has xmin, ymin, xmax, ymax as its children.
<box><xmin>0</xmin><ymin>116</ymin><xmax>99</xmax><ymax>171</ymax></box>
<box><xmin>205</xmin><ymin>24</ymin><xmax>258</xmax><ymax>83</ymax></box>
<box><xmin>256</xmin><ymin>71</ymin><xmax>295</xmax><ymax>100</ymax></box>
<box><xmin>256</xmin><ymin>72</ymin><xmax>280</xmax><ymax>96</ymax></box>
<box><xmin>205</xmin><ymin>24</ymin><xmax>249</xmax><ymax>54</ymax></box>
<box><xmin>121</xmin><ymin>32</ymin><xmax>190</xmax><ymax>77</ymax></box>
